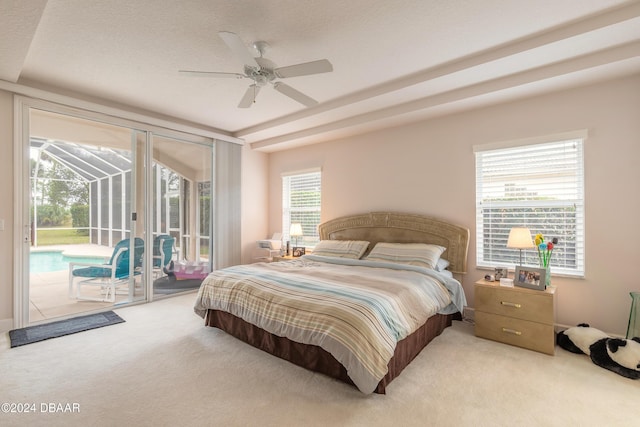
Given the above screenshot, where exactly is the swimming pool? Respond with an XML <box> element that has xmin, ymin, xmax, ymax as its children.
<box><xmin>30</xmin><ymin>251</ymin><xmax>110</xmax><ymax>273</ymax></box>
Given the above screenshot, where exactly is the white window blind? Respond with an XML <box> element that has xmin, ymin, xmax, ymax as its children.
<box><xmin>475</xmin><ymin>136</ymin><xmax>585</xmax><ymax>276</ymax></box>
<box><xmin>282</xmin><ymin>169</ymin><xmax>321</xmax><ymax>248</ymax></box>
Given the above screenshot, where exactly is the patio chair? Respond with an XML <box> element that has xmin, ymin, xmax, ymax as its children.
<box><xmin>153</xmin><ymin>234</ymin><xmax>175</xmax><ymax>278</ymax></box>
<box><xmin>69</xmin><ymin>237</ymin><xmax>145</xmax><ymax>302</ymax></box>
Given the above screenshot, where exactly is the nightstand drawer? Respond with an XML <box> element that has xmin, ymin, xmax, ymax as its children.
<box><xmin>475</xmin><ymin>311</ymin><xmax>555</xmax><ymax>355</ymax></box>
<box><xmin>475</xmin><ymin>285</ymin><xmax>553</xmax><ymax>325</ymax></box>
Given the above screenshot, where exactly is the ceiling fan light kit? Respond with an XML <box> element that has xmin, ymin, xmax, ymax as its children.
<box><xmin>180</xmin><ymin>31</ymin><xmax>333</xmax><ymax>108</ymax></box>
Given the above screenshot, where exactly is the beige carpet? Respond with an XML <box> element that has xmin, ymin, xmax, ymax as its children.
<box><xmin>1</xmin><ymin>293</ymin><xmax>637</xmax><ymax>427</ymax></box>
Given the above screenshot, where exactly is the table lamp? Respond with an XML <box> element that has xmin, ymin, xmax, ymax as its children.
<box><xmin>289</xmin><ymin>223</ymin><xmax>303</xmax><ymax>247</ymax></box>
<box><xmin>507</xmin><ymin>227</ymin><xmax>534</xmax><ymax>265</ymax></box>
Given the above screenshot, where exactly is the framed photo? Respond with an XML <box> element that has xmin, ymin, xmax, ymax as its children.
<box><xmin>514</xmin><ymin>266</ymin><xmax>546</xmax><ymax>291</ymax></box>
<box><xmin>292</xmin><ymin>247</ymin><xmax>306</xmax><ymax>257</ymax></box>
<box><xmin>494</xmin><ymin>267</ymin><xmax>508</xmax><ymax>281</ymax></box>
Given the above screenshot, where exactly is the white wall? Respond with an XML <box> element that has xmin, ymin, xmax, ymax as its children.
<box><xmin>241</xmin><ymin>142</ymin><xmax>269</xmax><ymax>264</ymax></box>
<box><xmin>268</xmin><ymin>74</ymin><xmax>640</xmax><ymax>336</ymax></box>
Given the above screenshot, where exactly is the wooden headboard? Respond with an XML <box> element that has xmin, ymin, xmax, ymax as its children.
<box><xmin>318</xmin><ymin>212</ymin><xmax>469</xmax><ymax>279</ymax></box>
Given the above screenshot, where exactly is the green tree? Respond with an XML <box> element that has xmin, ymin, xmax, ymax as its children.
<box><xmin>33</xmin><ymin>204</ymin><xmax>68</xmax><ymax>227</ymax></box>
<box><xmin>46</xmin><ymin>161</ymin><xmax>88</xmax><ymax>206</ymax></box>
<box><xmin>70</xmin><ymin>203</ymin><xmax>90</xmax><ymax>235</ymax></box>
<box><xmin>31</xmin><ymin>150</ymin><xmax>89</xmax><ymax>228</ymax></box>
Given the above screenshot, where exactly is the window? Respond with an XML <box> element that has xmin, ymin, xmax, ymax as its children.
<box><xmin>474</xmin><ymin>132</ymin><xmax>585</xmax><ymax>276</ymax></box>
<box><xmin>282</xmin><ymin>169</ymin><xmax>321</xmax><ymax>248</ymax></box>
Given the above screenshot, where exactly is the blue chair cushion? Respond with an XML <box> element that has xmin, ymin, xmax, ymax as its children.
<box><xmin>72</xmin><ymin>265</ymin><xmax>117</xmax><ymax>278</ymax></box>
<box><xmin>72</xmin><ymin>237</ymin><xmax>144</xmax><ymax>279</ymax></box>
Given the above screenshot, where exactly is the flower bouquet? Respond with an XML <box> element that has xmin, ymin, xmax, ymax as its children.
<box><xmin>534</xmin><ymin>234</ymin><xmax>558</xmax><ymax>267</ymax></box>
<box><xmin>534</xmin><ymin>233</ymin><xmax>558</xmax><ymax>287</ymax></box>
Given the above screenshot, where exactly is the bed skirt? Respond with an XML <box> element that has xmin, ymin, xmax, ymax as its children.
<box><xmin>205</xmin><ymin>309</ymin><xmax>460</xmax><ymax>394</ymax></box>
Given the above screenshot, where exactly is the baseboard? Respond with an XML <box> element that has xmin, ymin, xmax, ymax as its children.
<box><xmin>0</xmin><ymin>318</ymin><xmax>14</xmax><ymax>333</ymax></box>
<box><xmin>463</xmin><ymin>307</ymin><xmax>475</xmax><ymax>323</ymax></box>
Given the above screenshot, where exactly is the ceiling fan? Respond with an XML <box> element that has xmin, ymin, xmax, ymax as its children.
<box><xmin>180</xmin><ymin>31</ymin><xmax>333</xmax><ymax>108</ymax></box>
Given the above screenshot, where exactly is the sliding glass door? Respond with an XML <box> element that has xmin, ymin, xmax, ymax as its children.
<box><xmin>150</xmin><ymin>135</ymin><xmax>213</xmax><ymax>297</ymax></box>
<box><xmin>16</xmin><ymin>100</ymin><xmax>217</xmax><ymax>327</ymax></box>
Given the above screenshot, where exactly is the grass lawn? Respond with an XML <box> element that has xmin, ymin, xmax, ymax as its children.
<box><xmin>36</xmin><ymin>229</ymin><xmax>90</xmax><ymax>245</ymax></box>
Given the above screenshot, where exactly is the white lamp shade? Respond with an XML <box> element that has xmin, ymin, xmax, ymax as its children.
<box><xmin>289</xmin><ymin>223</ymin><xmax>303</xmax><ymax>237</ymax></box>
<box><xmin>506</xmin><ymin>227</ymin><xmax>534</xmax><ymax>249</ymax></box>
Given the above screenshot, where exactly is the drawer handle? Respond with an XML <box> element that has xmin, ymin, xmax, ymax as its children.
<box><xmin>502</xmin><ymin>327</ymin><xmax>522</xmax><ymax>336</ymax></box>
<box><xmin>501</xmin><ymin>301</ymin><xmax>521</xmax><ymax>308</ymax></box>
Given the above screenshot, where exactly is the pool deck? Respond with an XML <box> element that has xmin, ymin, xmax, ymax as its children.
<box><xmin>30</xmin><ymin>270</ymin><xmax>118</xmax><ymax>321</ymax></box>
<box><xmin>28</xmin><ymin>244</ymin><xmax>194</xmax><ymax>324</ymax></box>
<box><xmin>29</xmin><ymin>244</ymin><xmax>125</xmax><ymax>322</ymax></box>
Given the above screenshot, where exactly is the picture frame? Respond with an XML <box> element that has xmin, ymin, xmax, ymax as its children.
<box><xmin>292</xmin><ymin>247</ymin><xmax>306</xmax><ymax>257</ymax></box>
<box><xmin>514</xmin><ymin>266</ymin><xmax>546</xmax><ymax>291</ymax></box>
<box><xmin>494</xmin><ymin>267</ymin><xmax>508</xmax><ymax>281</ymax></box>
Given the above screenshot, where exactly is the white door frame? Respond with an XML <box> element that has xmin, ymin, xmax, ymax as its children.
<box><xmin>13</xmin><ymin>96</ymin><xmax>30</xmax><ymax>328</ymax></box>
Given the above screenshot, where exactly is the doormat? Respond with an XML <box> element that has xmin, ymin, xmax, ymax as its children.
<box><xmin>9</xmin><ymin>311</ymin><xmax>125</xmax><ymax>348</ymax></box>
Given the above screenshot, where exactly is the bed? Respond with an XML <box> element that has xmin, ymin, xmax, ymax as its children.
<box><xmin>194</xmin><ymin>212</ymin><xmax>469</xmax><ymax>394</ymax></box>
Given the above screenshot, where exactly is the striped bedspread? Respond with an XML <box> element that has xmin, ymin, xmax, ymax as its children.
<box><xmin>194</xmin><ymin>255</ymin><xmax>465</xmax><ymax>393</ymax></box>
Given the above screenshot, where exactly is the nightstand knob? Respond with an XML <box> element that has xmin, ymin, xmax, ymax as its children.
<box><xmin>502</xmin><ymin>327</ymin><xmax>522</xmax><ymax>336</ymax></box>
<box><xmin>501</xmin><ymin>301</ymin><xmax>521</xmax><ymax>308</ymax></box>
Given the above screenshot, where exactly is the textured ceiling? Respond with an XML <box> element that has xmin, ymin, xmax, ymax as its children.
<box><xmin>1</xmin><ymin>0</ymin><xmax>639</xmax><ymax>151</ymax></box>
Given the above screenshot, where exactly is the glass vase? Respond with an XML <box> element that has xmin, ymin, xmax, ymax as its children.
<box><xmin>627</xmin><ymin>292</ymin><xmax>640</xmax><ymax>339</ymax></box>
<box><xmin>539</xmin><ymin>261</ymin><xmax>552</xmax><ymax>288</ymax></box>
<box><xmin>544</xmin><ymin>265</ymin><xmax>551</xmax><ymax>288</ymax></box>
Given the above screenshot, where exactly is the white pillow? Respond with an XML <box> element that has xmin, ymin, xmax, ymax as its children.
<box><xmin>311</xmin><ymin>240</ymin><xmax>370</xmax><ymax>259</ymax></box>
<box><xmin>365</xmin><ymin>242</ymin><xmax>446</xmax><ymax>269</ymax></box>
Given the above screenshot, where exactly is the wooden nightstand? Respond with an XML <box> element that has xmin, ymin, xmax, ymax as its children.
<box><xmin>272</xmin><ymin>255</ymin><xmax>295</xmax><ymax>262</ymax></box>
<box><xmin>474</xmin><ymin>279</ymin><xmax>557</xmax><ymax>355</ymax></box>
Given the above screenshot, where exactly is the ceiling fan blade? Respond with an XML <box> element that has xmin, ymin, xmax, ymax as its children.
<box><xmin>238</xmin><ymin>84</ymin><xmax>261</xmax><ymax>108</ymax></box>
<box><xmin>273</xmin><ymin>82</ymin><xmax>317</xmax><ymax>107</ymax></box>
<box><xmin>179</xmin><ymin>70</ymin><xmax>246</xmax><ymax>79</ymax></box>
<box><xmin>274</xmin><ymin>59</ymin><xmax>333</xmax><ymax>78</ymax></box>
<box><xmin>219</xmin><ymin>31</ymin><xmax>260</xmax><ymax>69</ymax></box>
